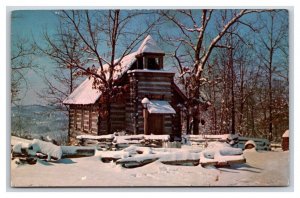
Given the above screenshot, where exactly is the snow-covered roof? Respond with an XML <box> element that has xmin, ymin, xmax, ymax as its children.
<box><xmin>147</xmin><ymin>100</ymin><xmax>176</xmax><ymax>114</ymax></box>
<box><xmin>63</xmin><ymin>52</ymin><xmax>137</xmax><ymax>105</ymax></box>
<box><xmin>282</xmin><ymin>130</ymin><xmax>289</xmax><ymax>138</ymax></box>
<box><xmin>63</xmin><ymin>78</ymin><xmax>102</xmax><ymax>105</ymax></box>
<box><xmin>136</xmin><ymin>35</ymin><xmax>164</xmax><ymax>55</ymax></box>
<box><xmin>101</xmin><ymin>52</ymin><xmax>138</xmax><ymax>80</ymax></box>
<box><xmin>63</xmin><ymin>35</ymin><xmax>168</xmax><ymax>105</ymax></box>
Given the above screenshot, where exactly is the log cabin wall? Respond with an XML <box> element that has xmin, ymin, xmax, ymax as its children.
<box><xmin>171</xmin><ymin>83</ymin><xmax>185</xmax><ymax>136</ymax></box>
<box><xmin>93</xmin><ymin>100</ymin><xmax>126</xmax><ymax>135</ymax></box>
<box><xmin>69</xmin><ymin>104</ymin><xmax>99</xmax><ymax>138</ymax></box>
<box><xmin>125</xmin><ymin>76</ymin><xmax>138</xmax><ymax>134</ymax></box>
<box><xmin>69</xmin><ymin>101</ymin><xmax>127</xmax><ymax>137</ymax></box>
<box><xmin>110</xmin><ymin>102</ymin><xmax>126</xmax><ymax>132</ymax></box>
<box><xmin>127</xmin><ymin>70</ymin><xmax>175</xmax><ymax>135</ymax></box>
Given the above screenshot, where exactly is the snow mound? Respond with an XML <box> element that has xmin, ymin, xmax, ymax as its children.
<box><xmin>159</xmin><ymin>151</ymin><xmax>200</xmax><ymax>162</ymax></box>
<box><xmin>32</xmin><ymin>139</ymin><xmax>63</xmax><ymax>160</ymax></box>
<box><xmin>200</xmin><ymin>142</ymin><xmax>245</xmax><ymax>166</ymax></box>
<box><xmin>12</xmin><ymin>141</ymin><xmax>37</xmax><ymax>156</ymax></box>
<box><xmin>96</xmin><ymin>150</ymin><xmax>130</xmax><ymax>159</ymax></box>
<box><xmin>12</xmin><ymin>143</ymin><xmax>23</xmax><ymax>154</ymax></box>
<box><xmin>244</xmin><ymin>140</ymin><xmax>256</xmax><ymax>150</ymax></box>
<box><xmin>219</xmin><ymin>147</ymin><xmax>243</xmax><ymax>156</ymax></box>
<box><xmin>243</xmin><ymin>148</ymin><xmax>257</xmax><ymax>153</ymax></box>
<box><xmin>123</xmin><ymin>145</ymin><xmax>153</xmax><ymax>155</ymax></box>
<box><xmin>205</xmin><ymin>142</ymin><xmax>243</xmax><ymax>155</ymax></box>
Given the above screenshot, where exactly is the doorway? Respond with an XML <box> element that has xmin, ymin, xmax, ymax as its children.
<box><xmin>148</xmin><ymin>114</ymin><xmax>164</xmax><ymax>134</ymax></box>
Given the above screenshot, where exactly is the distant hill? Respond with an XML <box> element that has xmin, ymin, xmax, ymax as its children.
<box><xmin>11</xmin><ymin>105</ymin><xmax>69</xmax><ymax>144</ymax></box>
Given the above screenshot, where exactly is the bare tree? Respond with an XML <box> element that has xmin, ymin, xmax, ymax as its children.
<box><xmin>38</xmin><ymin>10</ymin><xmax>160</xmax><ymax>134</ymax></box>
<box><xmin>36</xmin><ymin>18</ymin><xmax>82</xmax><ymax>108</ymax></box>
<box><xmin>11</xmin><ymin>37</ymin><xmax>37</xmax><ymax>105</ymax></box>
<box><xmin>256</xmin><ymin>10</ymin><xmax>288</xmax><ymax>141</ymax></box>
<box><xmin>161</xmin><ymin>9</ymin><xmax>264</xmax><ymax>134</ymax></box>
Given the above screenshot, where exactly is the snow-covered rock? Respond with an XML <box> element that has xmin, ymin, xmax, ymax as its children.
<box><xmin>32</xmin><ymin>139</ymin><xmax>63</xmax><ymax>160</ymax></box>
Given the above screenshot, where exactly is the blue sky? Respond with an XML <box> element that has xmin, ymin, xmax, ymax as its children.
<box><xmin>11</xmin><ymin>10</ymin><xmax>60</xmax><ymax>105</ymax></box>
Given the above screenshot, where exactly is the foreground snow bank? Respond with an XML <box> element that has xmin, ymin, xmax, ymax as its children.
<box><xmin>11</xmin><ymin>150</ymin><xmax>289</xmax><ymax>187</ymax></box>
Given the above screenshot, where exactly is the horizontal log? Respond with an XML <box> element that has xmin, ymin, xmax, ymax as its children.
<box><xmin>91</xmin><ymin>118</ymin><xmax>98</xmax><ymax>122</ymax></box>
<box><xmin>91</xmin><ymin>123</ymin><xmax>98</xmax><ymax>127</ymax></box>
<box><xmin>61</xmin><ymin>147</ymin><xmax>95</xmax><ymax>158</ymax></box>
<box><xmin>137</xmin><ymin>87</ymin><xmax>171</xmax><ymax>93</ymax></box>
<box><xmin>137</xmin><ymin>92</ymin><xmax>172</xmax><ymax>97</ymax></box>
<box><xmin>160</xmin><ymin>159</ymin><xmax>199</xmax><ymax>166</ymax></box>
<box><xmin>111</xmin><ymin>111</ymin><xmax>126</xmax><ymax>115</ymax></box>
<box><xmin>137</xmin><ymin>81</ymin><xmax>171</xmax><ymax>86</ymax></box>
<box><xmin>111</xmin><ymin>116</ymin><xmax>126</xmax><ymax>120</ymax></box>
<box><xmin>133</xmin><ymin>77</ymin><xmax>173</xmax><ymax>82</ymax></box>
<box><xmin>116</xmin><ymin>157</ymin><xmax>159</xmax><ymax>168</ymax></box>
<box><xmin>111</xmin><ymin>124</ymin><xmax>125</xmax><ymax>128</ymax></box>
<box><xmin>138</xmin><ymin>83</ymin><xmax>170</xmax><ymax>88</ymax></box>
<box><xmin>111</xmin><ymin>105</ymin><xmax>126</xmax><ymax>109</ymax></box>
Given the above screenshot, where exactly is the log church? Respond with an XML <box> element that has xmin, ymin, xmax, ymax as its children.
<box><xmin>63</xmin><ymin>35</ymin><xmax>187</xmax><ymax>139</ymax></box>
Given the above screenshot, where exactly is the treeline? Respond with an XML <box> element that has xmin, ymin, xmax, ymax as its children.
<box><xmin>169</xmin><ymin>10</ymin><xmax>289</xmax><ymax>141</ymax></box>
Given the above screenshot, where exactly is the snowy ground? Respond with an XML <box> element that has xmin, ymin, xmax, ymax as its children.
<box><xmin>10</xmin><ymin>144</ymin><xmax>289</xmax><ymax>187</ymax></box>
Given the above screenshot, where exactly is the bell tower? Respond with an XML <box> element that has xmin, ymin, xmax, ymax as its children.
<box><xmin>135</xmin><ymin>35</ymin><xmax>165</xmax><ymax>70</ymax></box>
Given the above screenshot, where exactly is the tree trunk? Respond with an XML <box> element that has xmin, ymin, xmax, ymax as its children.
<box><xmin>268</xmin><ymin>49</ymin><xmax>273</xmax><ymax>141</ymax></box>
<box><xmin>192</xmin><ymin>87</ymin><xmax>200</xmax><ymax>135</ymax></box>
<box><xmin>238</xmin><ymin>63</ymin><xmax>245</xmax><ymax>135</ymax></box>
<box><xmin>186</xmin><ymin>112</ymin><xmax>191</xmax><ymax>134</ymax></box>
<box><xmin>229</xmin><ymin>47</ymin><xmax>236</xmax><ymax>134</ymax></box>
<box><xmin>106</xmin><ymin>95</ymin><xmax>112</xmax><ymax>134</ymax></box>
<box><xmin>213</xmin><ymin>107</ymin><xmax>217</xmax><ymax>134</ymax></box>
<box><xmin>68</xmin><ymin>67</ymin><xmax>74</xmax><ymax>143</ymax></box>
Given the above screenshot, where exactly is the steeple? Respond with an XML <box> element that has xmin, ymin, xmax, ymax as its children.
<box><xmin>136</xmin><ymin>35</ymin><xmax>165</xmax><ymax>70</ymax></box>
<box><xmin>137</xmin><ymin>35</ymin><xmax>165</xmax><ymax>55</ymax></box>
